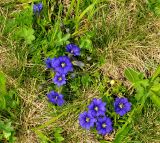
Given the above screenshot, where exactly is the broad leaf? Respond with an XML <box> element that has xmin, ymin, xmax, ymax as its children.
<box><xmin>16</xmin><ymin>27</ymin><xmax>35</xmax><ymax>44</ymax></box>
<box><xmin>150</xmin><ymin>93</ymin><xmax>160</xmax><ymax>107</ymax></box>
<box><xmin>124</xmin><ymin>68</ymin><xmax>144</xmax><ymax>84</ymax></box>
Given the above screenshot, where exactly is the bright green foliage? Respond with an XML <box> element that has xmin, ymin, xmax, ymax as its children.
<box><xmin>0</xmin><ymin>121</ymin><xmax>16</xmax><ymax>143</ymax></box>
<box><xmin>147</xmin><ymin>0</ymin><xmax>160</xmax><ymax>16</ymax></box>
<box><xmin>16</xmin><ymin>27</ymin><xmax>35</xmax><ymax>44</ymax></box>
<box><xmin>114</xmin><ymin>66</ymin><xmax>160</xmax><ymax>142</ymax></box>
<box><xmin>125</xmin><ymin>66</ymin><xmax>160</xmax><ymax>106</ymax></box>
<box><xmin>124</xmin><ymin>68</ymin><xmax>144</xmax><ymax>83</ymax></box>
<box><xmin>0</xmin><ymin>72</ymin><xmax>6</xmax><ymax>109</ymax></box>
<box><xmin>53</xmin><ymin>128</ymin><xmax>64</xmax><ymax>143</ymax></box>
<box><xmin>0</xmin><ymin>72</ymin><xmax>19</xmax><ymax>142</ymax></box>
<box><xmin>34</xmin><ymin>128</ymin><xmax>64</xmax><ymax>143</ymax></box>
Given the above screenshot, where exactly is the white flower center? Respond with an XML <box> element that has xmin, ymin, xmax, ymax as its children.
<box><xmin>58</xmin><ymin>77</ymin><xmax>62</xmax><ymax>81</ymax></box>
<box><xmin>102</xmin><ymin>123</ymin><xmax>107</xmax><ymax>128</ymax></box>
<box><xmin>86</xmin><ymin>117</ymin><xmax>90</xmax><ymax>122</ymax></box>
<box><xmin>94</xmin><ymin>106</ymin><xmax>98</xmax><ymax>111</ymax></box>
<box><xmin>119</xmin><ymin>103</ymin><xmax>124</xmax><ymax>108</ymax></box>
<box><xmin>61</xmin><ymin>62</ymin><xmax>66</xmax><ymax>67</ymax></box>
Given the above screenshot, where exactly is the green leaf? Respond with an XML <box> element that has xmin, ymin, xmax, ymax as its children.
<box><xmin>79</xmin><ymin>37</ymin><xmax>93</xmax><ymax>52</ymax></box>
<box><xmin>151</xmin><ymin>83</ymin><xmax>160</xmax><ymax>96</ymax></box>
<box><xmin>3</xmin><ymin>131</ymin><xmax>12</xmax><ymax>139</ymax></box>
<box><xmin>151</xmin><ymin>65</ymin><xmax>160</xmax><ymax>82</ymax></box>
<box><xmin>34</xmin><ymin>130</ymin><xmax>51</xmax><ymax>142</ymax></box>
<box><xmin>150</xmin><ymin>93</ymin><xmax>160</xmax><ymax>107</ymax></box>
<box><xmin>54</xmin><ymin>128</ymin><xmax>64</xmax><ymax>143</ymax></box>
<box><xmin>16</xmin><ymin>27</ymin><xmax>35</xmax><ymax>44</ymax></box>
<box><xmin>0</xmin><ymin>71</ymin><xmax>6</xmax><ymax>109</ymax></box>
<box><xmin>114</xmin><ymin>124</ymin><xmax>132</xmax><ymax>143</ymax></box>
<box><xmin>0</xmin><ymin>71</ymin><xmax>6</xmax><ymax>95</ymax></box>
<box><xmin>124</xmin><ymin>68</ymin><xmax>144</xmax><ymax>83</ymax></box>
<box><xmin>56</xmin><ymin>32</ymin><xmax>70</xmax><ymax>46</ymax></box>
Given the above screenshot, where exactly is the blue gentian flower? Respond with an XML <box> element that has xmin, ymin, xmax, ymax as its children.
<box><xmin>45</xmin><ymin>58</ymin><xmax>52</xmax><ymax>69</ymax></box>
<box><xmin>45</xmin><ymin>58</ymin><xmax>56</xmax><ymax>69</ymax></box>
<box><xmin>47</xmin><ymin>91</ymin><xmax>64</xmax><ymax>106</ymax></box>
<box><xmin>96</xmin><ymin>116</ymin><xmax>113</xmax><ymax>135</ymax></box>
<box><xmin>66</xmin><ymin>44</ymin><xmax>80</xmax><ymax>56</ymax></box>
<box><xmin>79</xmin><ymin>111</ymin><xmax>96</xmax><ymax>130</ymax></box>
<box><xmin>88</xmin><ymin>98</ymin><xmax>106</xmax><ymax>117</ymax></box>
<box><xmin>33</xmin><ymin>2</ymin><xmax>43</xmax><ymax>14</ymax></box>
<box><xmin>114</xmin><ymin>97</ymin><xmax>131</xmax><ymax>116</ymax></box>
<box><xmin>53</xmin><ymin>73</ymin><xmax>66</xmax><ymax>86</ymax></box>
<box><xmin>52</xmin><ymin>56</ymin><xmax>73</xmax><ymax>74</ymax></box>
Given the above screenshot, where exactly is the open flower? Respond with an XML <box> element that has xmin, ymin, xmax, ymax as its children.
<box><xmin>114</xmin><ymin>97</ymin><xmax>131</xmax><ymax>116</ymax></box>
<box><xmin>88</xmin><ymin>98</ymin><xmax>106</xmax><ymax>117</ymax></box>
<box><xmin>96</xmin><ymin>116</ymin><xmax>113</xmax><ymax>135</ymax></box>
<box><xmin>33</xmin><ymin>2</ymin><xmax>43</xmax><ymax>14</ymax></box>
<box><xmin>52</xmin><ymin>56</ymin><xmax>73</xmax><ymax>74</ymax></box>
<box><xmin>66</xmin><ymin>44</ymin><xmax>80</xmax><ymax>56</ymax></box>
<box><xmin>79</xmin><ymin>111</ymin><xmax>96</xmax><ymax>130</ymax></box>
<box><xmin>53</xmin><ymin>73</ymin><xmax>66</xmax><ymax>86</ymax></box>
<box><xmin>47</xmin><ymin>91</ymin><xmax>64</xmax><ymax>106</ymax></box>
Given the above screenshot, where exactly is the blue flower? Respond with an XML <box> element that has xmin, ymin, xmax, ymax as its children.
<box><xmin>45</xmin><ymin>58</ymin><xmax>56</xmax><ymax>69</ymax></box>
<box><xmin>52</xmin><ymin>56</ymin><xmax>73</xmax><ymax>74</ymax></box>
<box><xmin>66</xmin><ymin>44</ymin><xmax>80</xmax><ymax>56</ymax></box>
<box><xmin>79</xmin><ymin>111</ymin><xmax>96</xmax><ymax>130</ymax></box>
<box><xmin>33</xmin><ymin>2</ymin><xmax>43</xmax><ymax>13</ymax></box>
<box><xmin>53</xmin><ymin>73</ymin><xmax>66</xmax><ymax>86</ymax></box>
<box><xmin>96</xmin><ymin>116</ymin><xmax>113</xmax><ymax>135</ymax></box>
<box><xmin>47</xmin><ymin>91</ymin><xmax>64</xmax><ymax>106</ymax></box>
<box><xmin>88</xmin><ymin>98</ymin><xmax>106</xmax><ymax>117</ymax></box>
<box><xmin>114</xmin><ymin>97</ymin><xmax>131</xmax><ymax>116</ymax></box>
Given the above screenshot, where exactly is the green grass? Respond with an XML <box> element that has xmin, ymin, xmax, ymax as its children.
<box><xmin>0</xmin><ymin>0</ymin><xmax>160</xmax><ymax>143</ymax></box>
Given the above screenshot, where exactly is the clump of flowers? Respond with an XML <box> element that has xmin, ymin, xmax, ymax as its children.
<box><xmin>79</xmin><ymin>98</ymin><xmax>113</xmax><ymax>135</ymax></box>
<box><xmin>45</xmin><ymin>44</ymin><xmax>81</xmax><ymax>106</ymax></box>
<box><xmin>79</xmin><ymin>97</ymin><xmax>131</xmax><ymax>136</ymax></box>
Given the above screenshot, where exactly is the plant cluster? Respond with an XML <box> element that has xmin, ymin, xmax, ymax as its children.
<box><xmin>1</xmin><ymin>0</ymin><xmax>160</xmax><ymax>143</ymax></box>
<box><xmin>79</xmin><ymin>97</ymin><xmax>131</xmax><ymax>136</ymax></box>
<box><xmin>0</xmin><ymin>72</ymin><xmax>18</xmax><ymax>142</ymax></box>
<box><xmin>45</xmin><ymin>43</ymin><xmax>81</xmax><ymax>106</ymax></box>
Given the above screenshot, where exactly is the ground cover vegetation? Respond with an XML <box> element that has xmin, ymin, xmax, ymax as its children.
<box><xmin>0</xmin><ymin>0</ymin><xmax>160</xmax><ymax>143</ymax></box>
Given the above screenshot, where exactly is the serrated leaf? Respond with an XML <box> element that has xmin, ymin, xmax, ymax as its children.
<box><xmin>16</xmin><ymin>27</ymin><xmax>35</xmax><ymax>44</ymax></box>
